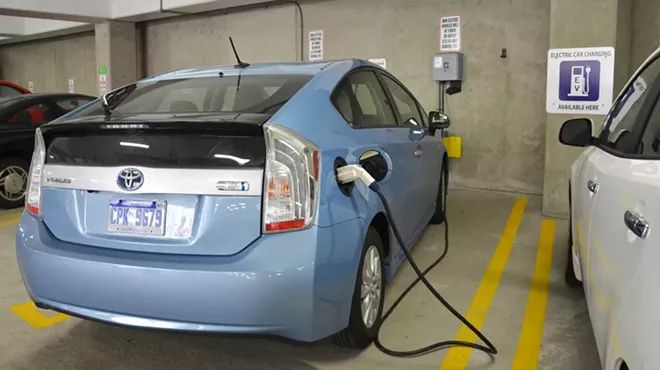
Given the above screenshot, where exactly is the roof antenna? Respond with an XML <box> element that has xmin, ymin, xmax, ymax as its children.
<box><xmin>229</xmin><ymin>37</ymin><xmax>250</xmax><ymax>69</ymax></box>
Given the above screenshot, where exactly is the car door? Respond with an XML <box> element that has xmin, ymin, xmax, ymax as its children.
<box><xmin>584</xmin><ymin>53</ymin><xmax>660</xmax><ymax>367</ymax></box>
<box><xmin>332</xmin><ymin>69</ymin><xmax>420</xmax><ymax>249</ymax></box>
<box><xmin>379</xmin><ymin>72</ymin><xmax>441</xmax><ymax>233</ymax></box>
<box><xmin>608</xmin><ymin>80</ymin><xmax>660</xmax><ymax>370</ymax></box>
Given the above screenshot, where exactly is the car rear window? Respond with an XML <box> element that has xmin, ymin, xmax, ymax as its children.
<box><xmin>68</xmin><ymin>75</ymin><xmax>311</xmax><ymax>118</ymax></box>
<box><xmin>46</xmin><ymin>132</ymin><xmax>266</xmax><ymax>168</ymax></box>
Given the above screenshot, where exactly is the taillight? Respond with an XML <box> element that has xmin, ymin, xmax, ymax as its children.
<box><xmin>25</xmin><ymin>128</ymin><xmax>45</xmax><ymax>216</ymax></box>
<box><xmin>263</xmin><ymin>124</ymin><xmax>320</xmax><ymax>233</ymax></box>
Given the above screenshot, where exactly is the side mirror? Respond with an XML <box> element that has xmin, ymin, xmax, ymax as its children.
<box><xmin>559</xmin><ymin>118</ymin><xmax>594</xmax><ymax>147</ymax></box>
<box><xmin>429</xmin><ymin>111</ymin><xmax>450</xmax><ymax>135</ymax></box>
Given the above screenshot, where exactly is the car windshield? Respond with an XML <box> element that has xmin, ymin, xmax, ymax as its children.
<box><xmin>0</xmin><ymin>96</ymin><xmax>26</xmax><ymax>110</ymax></box>
<box><xmin>69</xmin><ymin>74</ymin><xmax>312</xmax><ymax>118</ymax></box>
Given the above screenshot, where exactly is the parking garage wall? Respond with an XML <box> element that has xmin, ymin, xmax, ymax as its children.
<box><xmin>631</xmin><ymin>0</ymin><xmax>660</xmax><ymax>71</ymax></box>
<box><xmin>145</xmin><ymin>0</ymin><xmax>551</xmax><ymax>194</ymax></box>
<box><xmin>0</xmin><ymin>33</ymin><xmax>97</xmax><ymax>96</ymax></box>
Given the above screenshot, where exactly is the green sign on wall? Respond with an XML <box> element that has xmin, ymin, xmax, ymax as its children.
<box><xmin>98</xmin><ymin>66</ymin><xmax>107</xmax><ymax>75</ymax></box>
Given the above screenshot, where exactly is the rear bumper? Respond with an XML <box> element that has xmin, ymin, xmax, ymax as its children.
<box><xmin>16</xmin><ymin>213</ymin><xmax>366</xmax><ymax>342</ymax></box>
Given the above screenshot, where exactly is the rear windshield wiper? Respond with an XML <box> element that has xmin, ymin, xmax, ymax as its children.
<box><xmin>102</xmin><ymin>83</ymin><xmax>137</xmax><ymax>117</ymax></box>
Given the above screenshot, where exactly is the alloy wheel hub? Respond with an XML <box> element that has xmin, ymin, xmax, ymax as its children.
<box><xmin>360</xmin><ymin>245</ymin><xmax>382</xmax><ymax>328</ymax></box>
<box><xmin>5</xmin><ymin>173</ymin><xmax>25</xmax><ymax>194</ymax></box>
<box><xmin>0</xmin><ymin>166</ymin><xmax>28</xmax><ymax>201</ymax></box>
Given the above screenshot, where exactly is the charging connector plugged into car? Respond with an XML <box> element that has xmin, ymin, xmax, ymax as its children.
<box><xmin>336</xmin><ymin>163</ymin><xmax>498</xmax><ymax>358</ymax></box>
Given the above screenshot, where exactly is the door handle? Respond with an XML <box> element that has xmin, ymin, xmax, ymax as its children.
<box><xmin>414</xmin><ymin>150</ymin><xmax>423</xmax><ymax>157</ymax></box>
<box><xmin>587</xmin><ymin>180</ymin><xmax>599</xmax><ymax>193</ymax></box>
<box><xmin>624</xmin><ymin>210</ymin><xmax>650</xmax><ymax>239</ymax></box>
<box><xmin>411</xmin><ymin>129</ymin><xmax>424</xmax><ymax>135</ymax></box>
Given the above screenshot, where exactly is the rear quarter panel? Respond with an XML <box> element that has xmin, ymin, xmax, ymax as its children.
<box><xmin>270</xmin><ymin>62</ymin><xmax>428</xmax><ymax>281</ymax></box>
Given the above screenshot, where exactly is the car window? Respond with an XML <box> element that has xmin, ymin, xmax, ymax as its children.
<box><xmin>55</xmin><ymin>97</ymin><xmax>95</xmax><ymax>113</ymax></box>
<box><xmin>68</xmin><ymin>75</ymin><xmax>311</xmax><ymax>118</ymax></box>
<box><xmin>156</xmin><ymin>87</ymin><xmax>208</xmax><ymax>112</ymax></box>
<box><xmin>332</xmin><ymin>71</ymin><xmax>395</xmax><ymax>128</ymax></box>
<box><xmin>333</xmin><ymin>84</ymin><xmax>355</xmax><ymax>126</ymax></box>
<box><xmin>600</xmin><ymin>57</ymin><xmax>660</xmax><ymax>154</ymax></box>
<box><xmin>0</xmin><ymin>85</ymin><xmax>23</xmax><ymax>98</ymax></box>
<box><xmin>381</xmin><ymin>75</ymin><xmax>423</xmax><ymax>127</ymax></box>
<box><xmin>8</xmin><ymin>103</ymin><xmax>58</xmax><ymax>124</ymax></box>
<box><xmin>637</xmin><ymin>89</ymin><xmax>660</xmax><ymax>156</ymax></box>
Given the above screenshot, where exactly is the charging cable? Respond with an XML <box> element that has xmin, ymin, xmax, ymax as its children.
<box><xmin>337</xmin><ymin>164</ymin><xmax>498</xmax><ymax>358</ymax></box>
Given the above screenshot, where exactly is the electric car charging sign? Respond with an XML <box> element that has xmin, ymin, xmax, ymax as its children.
<box><xmin>546</xmin><ymin>47</ymin><xmax>615</xmax><ymax>115</ymax></box>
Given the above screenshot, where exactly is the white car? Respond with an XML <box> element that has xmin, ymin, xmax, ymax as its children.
<box><xmin>561</xmin><ymin>46</ymin><xmax>660</xmax><ymax>370</ymax></box>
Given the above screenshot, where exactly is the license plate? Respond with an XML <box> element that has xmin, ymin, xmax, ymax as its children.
<box><xmin>108</xmin><ymin>199</ymin><xmax>167</xmax><ymax>236</ymax></box>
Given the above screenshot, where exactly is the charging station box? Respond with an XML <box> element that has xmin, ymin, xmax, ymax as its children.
<box><xmin>432</xmin><ymin>53</ymin><xmax>465</xmax><ymax>82</ymax></box>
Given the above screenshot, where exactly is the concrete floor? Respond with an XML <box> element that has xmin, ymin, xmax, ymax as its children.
<box><xmin>0</xmin><ymin>189</ymin><xmax>600</xmax><ymax>370</ymax></box>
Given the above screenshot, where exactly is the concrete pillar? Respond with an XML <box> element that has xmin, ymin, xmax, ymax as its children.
<box><xmin>542</xmin><ymin>0</ymin><xmax>632</xmax><ymax>217</ymax></box>
<box><xmin>95</xmin><ymin>21</ymin><xmax>137</xmax><ymax>95</ymax></box>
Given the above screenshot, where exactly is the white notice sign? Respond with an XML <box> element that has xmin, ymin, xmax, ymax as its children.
<box><xmin>309</xmin><ymin>30</ymin><xmax>324</xmax><ymax>62</ymax></box>
<box><xmin>440</xmin><ymin>15</ymin><xmax>461</xmax><ymax>52</ymax></box>
<box><xmin>27</xmin><ymin>81</ymin><xmax>34</xmax><ymax>93</ymax></box>
<box><xmin>546</xmin><ymin>47</ymin><xmax>615</xmax><ymax>115</ymax></box>
<box><xmin>99</xmin><ymin>74</ymin><xmax>108</xmax><ymax>95</ymax></box>
<box><xmin>68</xmin><ymin>79</ymin><xmax>75</xmax><ymax>93</ymax></box>
<box><xmin>368</xmin><ymin>58</ymin><xmax>387</xmax><ymax>70</ymax></box>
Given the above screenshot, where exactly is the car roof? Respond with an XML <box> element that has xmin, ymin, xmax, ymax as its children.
<box><xmin>143</xmin><ymin>59</ymin><xmax>375</xmax><ymax>82</ymax></box>
<box><xmin>0</xmin><ymin>93</ymin><xmax>96</xmax><ymax>111</ymax></box>
<box><xmin>0</xmin><ymin>93</ymin><xmax>95</xmax><ymax>104</ymax></box>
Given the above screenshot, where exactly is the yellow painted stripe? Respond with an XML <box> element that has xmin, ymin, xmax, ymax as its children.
<box><xmin>0</xmin><ymin>211</ymin><xmax>22</xmax><ymax>221</ymax></box>
<box><xmin>0</xmin><ymin>219</ymin><xmax>20</xmax><ymax>228</ymax></box>
<box><xmin>439</xmin><ymin>197</ymin><xmax>527</xmax><ymax>370</ymax></box>
<box><xmin>511</xmin><ymin>219</ymin><xmax>556</xmax><ymax>370</ymax></box>
<box><xmin>10</xmin><ymin>301</ymin><xmax>70</xmax><ymax>329</ymax></box>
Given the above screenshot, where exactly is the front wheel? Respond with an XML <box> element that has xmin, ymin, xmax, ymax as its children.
<box><xmin>334</xmin><ymin>227</ymin><xmax>385</xmax><ymax>349</ymax></box>
<box><xmin>0</xmin><ymin>157</ymin><xmax>29</xmax><ymax>209</ymax></box>
<box><xmin>429</xmin><ymin>159</ymin><xmax>448</xmax><ymax>224</ymax></box>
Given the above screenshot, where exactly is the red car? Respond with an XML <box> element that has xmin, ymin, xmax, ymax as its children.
<box><xmin>0</xmin><ymin>80</ymin><xmax>31</xmax><ymax>97</ymax></box>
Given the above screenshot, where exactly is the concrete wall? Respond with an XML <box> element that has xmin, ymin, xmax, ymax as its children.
<box><xmin>145</xmin><ymin>0</ymin><xmax>551</xmax><ymax>194</ymax></box>
<box><xmin>631</xmin><ymin>0</ymin><xmax>660</xmax><ymax>70</ymax></box>
<box><xmin>0</xmin><ymin>33</ymin><xmax>97</xmax><ymax>95</ymax></box>
<box><xmin>145</xmin><ymin>5</ymin><xmax>298</xmax><ymax>76</ymax></box>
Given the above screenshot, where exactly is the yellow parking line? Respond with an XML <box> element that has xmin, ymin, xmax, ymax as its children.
<box><xmin>439</xmin><ymin>197</ymin><xmax>527</xmax><ymax>370</ymax></box>
<box><xmin>0</xmin><ymin>211</ymin><xmax>22</xmax><ymax>221</ymax></box>
<box><xmin>511</xmin><ymin>219</ymin><xmax>556</xmax><ymax>370</ymax></box>
<box><xmin>10</xmin><ymin>301</ymin><xmax>70</xmax><ymax>329</ymax></box>
<box><xmin>0</xmin><ymin>219</ymin><xmax>20</xmax><ymax>228</ymax></box>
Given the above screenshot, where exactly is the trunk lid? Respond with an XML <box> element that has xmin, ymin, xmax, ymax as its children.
<box><xmin>40</xmin><ymin>118</ymin><xmax>267</xmax><ymax>256</ymax></box>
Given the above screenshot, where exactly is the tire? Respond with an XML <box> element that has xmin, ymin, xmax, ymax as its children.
<box><xmin>334</xmin><ymin>227</ymin><xmax>386</xmax><ymax>349</ymax></box>
<box><xmin>429</xmin><ymin>158</ymin><xmax>448</xmax><ymax>224</ymax></box>
<box><xmin>565</xmin><ymin>185</ymin><xmax>582</xmax><ymax>287</ymax></box>
<box><xmin>0</xmin><ymin>157</ymin><xmax>29</xmax><ymax>209</ymax></box>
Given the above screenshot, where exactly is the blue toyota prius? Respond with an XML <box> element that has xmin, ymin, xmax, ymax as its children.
<box><xmin>16</xmin><ymin>59</ymin><xmax>449</xmax><ymax>348</ymax></box>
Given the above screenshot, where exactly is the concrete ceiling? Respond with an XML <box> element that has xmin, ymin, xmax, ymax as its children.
<box><xmin>0</xmin><ymin>0</ymin><xmax>268</xmax><ymax>44</ymax></box>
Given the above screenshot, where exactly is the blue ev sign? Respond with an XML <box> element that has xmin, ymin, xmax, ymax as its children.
<box><xmin>546</xmin><ymin>47</ymin><xmax>615</xmax><ymax>115</ymax></box>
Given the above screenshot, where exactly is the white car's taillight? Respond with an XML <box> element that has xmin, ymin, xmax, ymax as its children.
<box><xmin>25</xmin><ymin>128</ymin><xmax>45</xmax><ymax>216</ymax></box>
<box><xmin>263</xmin><ymin>124</ymin><xmax>320</xmax><ymax>233</ymax></box>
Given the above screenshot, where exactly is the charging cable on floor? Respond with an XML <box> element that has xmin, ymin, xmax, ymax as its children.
<box><xmin>336</xmin><ymin>164</ymin><xmax>498</xmax><ymax>358</ymax></box>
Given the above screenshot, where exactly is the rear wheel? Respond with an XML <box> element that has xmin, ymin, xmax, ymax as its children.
<box><xmin>565</xmin><ymin>184</ymin><xmax>581</xmax><ymax>287</ymax></box>
<box><xmin>334</xmin><ymin>227</ymin><xmax>385</xmax><ymax>349</ymax></box>
<box><xmin>0</xmin><ymin>157</ymin><xmax>29</xmax><ymax>209</ymax></box>
<box><xmin>429</xmin><ymin>158</ymin><xmax>448</xmax><ymax>224</ymax></box>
